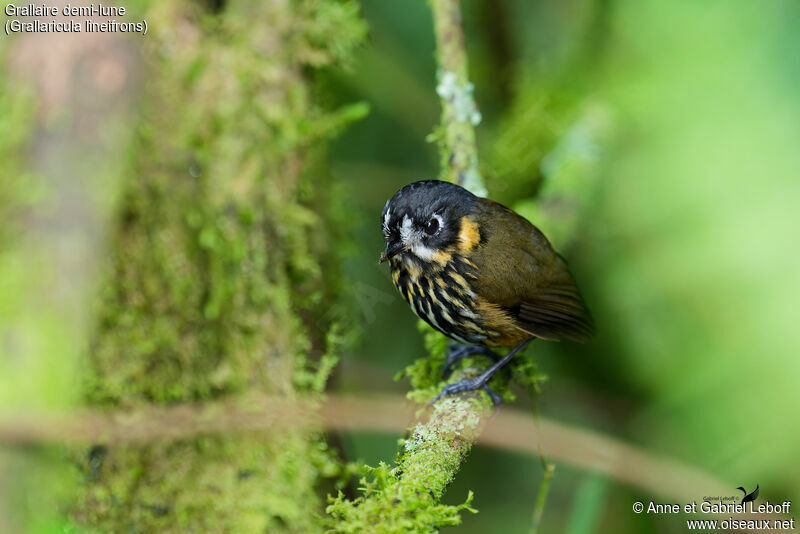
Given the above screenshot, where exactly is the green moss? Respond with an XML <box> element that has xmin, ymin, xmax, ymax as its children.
<box><xmin>72</xmin><ymin>0</ymin><xmax>366</xmax><ymax>532</ymax></box>
<box><xmin>74</xmin><ymin>433</ymin><xmax>327</xmax><ymax>533</ymax></box>
<box><xmin>325</xmin><ymin>397</ymin><xmax>488</xmax><ymax>533</ymax></box>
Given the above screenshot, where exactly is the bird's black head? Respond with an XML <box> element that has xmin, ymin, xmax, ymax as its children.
<box><xmin>380</xmin><ymin>180</ymin><xmax>478</xmax><ymax>266</ymax></box>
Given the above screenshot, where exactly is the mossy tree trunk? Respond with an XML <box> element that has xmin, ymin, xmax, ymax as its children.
<box><xmin>72</xmin><ymin>1</ymin><xmax>364</xmax><ymax>532</ymax></box>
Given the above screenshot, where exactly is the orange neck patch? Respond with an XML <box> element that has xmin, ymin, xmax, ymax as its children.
<box><xmin>457</xmin><ymin>216</ymin><xmax>480</xmax><ymax>252</ymax></box>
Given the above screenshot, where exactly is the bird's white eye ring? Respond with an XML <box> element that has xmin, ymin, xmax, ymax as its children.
<box><xmin>424</xmin><ymin>215</ymin><xmax>442</xmax><ymax>235</ymax></box>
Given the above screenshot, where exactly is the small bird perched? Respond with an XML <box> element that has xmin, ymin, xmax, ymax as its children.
<box><xmin>379</xmin><ymin>180</ymin><xmax>593</xmax><ymax>403</ymax></box>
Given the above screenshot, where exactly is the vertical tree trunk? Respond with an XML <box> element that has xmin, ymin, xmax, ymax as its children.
<box><xmin>72</xmin><ymin>1</ymin><xmax>364</xmax><ymax>531</ymax></box>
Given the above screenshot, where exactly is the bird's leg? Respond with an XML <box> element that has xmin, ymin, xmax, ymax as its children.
<box><xmin>441</xmin><ymin>343</ymin><xmax>499</xmax><ymax>379</ymax></box>
<box><xmin>431</xmin><ymin>339</ymin><xmax>532</xmax><ymax>406</ymax></box>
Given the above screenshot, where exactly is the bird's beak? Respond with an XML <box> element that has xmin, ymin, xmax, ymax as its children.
<box><xmin>379</xmin><ymin>242</ymin><xmax>405</xmax><ymax>264</ymax></box>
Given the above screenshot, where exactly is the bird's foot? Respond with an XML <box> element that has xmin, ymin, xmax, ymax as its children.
<box><xmin>432</xmin><ymin>339</ymin><xmax>532</xmax><ymax>406</ymax></box>
<box><xmin>429</xmin><ymin>377</ymin><xmax>502</xmax><ymax>406</ymax></box>
<box><xmin>442</xmin><ymin>343</ymin><xmax>498</xmax><ymax>379</ymax></box>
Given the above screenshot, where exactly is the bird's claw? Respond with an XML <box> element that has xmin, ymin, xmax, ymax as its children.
<box><xmin>429</xmin><ymin>378</ymin><xmax>502</xmax><ymax>406</ymax></box>
<box><xmin>482</xmin><ymin>384</ymin><xmax>503</xmax><ymax>405</ymax></box>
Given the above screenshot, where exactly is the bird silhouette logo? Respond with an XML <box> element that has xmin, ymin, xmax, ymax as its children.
<box><xmin>737</xmin><ymin>484</ymin><xmax>759</xmax><ymax>505</ymax></box>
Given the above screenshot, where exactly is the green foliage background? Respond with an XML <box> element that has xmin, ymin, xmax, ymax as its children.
<box><xmin>1</xmin><ymin>0</ymin><xmax>799</xmax><ymax>533</ymax></box>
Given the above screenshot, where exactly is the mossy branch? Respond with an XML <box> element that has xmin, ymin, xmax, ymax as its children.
<box><xmin>430</xmin><ymin>0</ymin><xmax>487</xmax><ymax>197</ymax></box>
<box><xmin>68</xmin><ymin>1</ymin><xmax>367</xmax><ymax>532</ymax></box>
<box><xmin>326</xmin><ymin>394</ymin><xmax>488</xmax><ymax>533</ymax></box>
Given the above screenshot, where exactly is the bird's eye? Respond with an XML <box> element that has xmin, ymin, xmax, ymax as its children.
<box><xmin>424</xmin><ymin>217</ymin><xmax>440</xmax><ymax>235</ymax></box>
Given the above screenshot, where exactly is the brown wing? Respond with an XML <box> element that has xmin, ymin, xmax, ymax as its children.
<box><xmin>471</xmin><ymin>199</ymin><xmax>594</xmax><ymax>343</ymax></box>
<box><xmin>516</xmin><ymin>280</ymin><xmax>594</xmax><ymax>342</ymax></box>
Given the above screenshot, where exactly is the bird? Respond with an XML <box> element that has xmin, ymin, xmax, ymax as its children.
<box><xmin>379</xmin><ymin>180</ymin><xmax>593</xmax><ymax>403</ymax></box>
<box><xmin>737</xmin><ymin>485</ymin><xmax>759</xmax><ymax>505</ymax></box>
